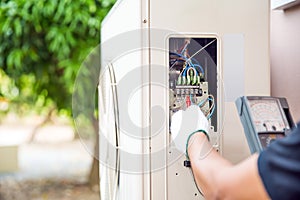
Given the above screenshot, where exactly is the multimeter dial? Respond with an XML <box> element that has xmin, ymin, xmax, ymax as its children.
<box><xmin>248</xmin><ymin>99</ymin><xmax>289</xmax><ymax>133</ymax></box>
<box><xmin>236</xmin><ymin>96</ymin><xmax>294</xmax><ymax>153</ymax></box>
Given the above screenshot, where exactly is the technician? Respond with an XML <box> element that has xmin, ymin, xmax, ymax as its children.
<box><xmin>171</xmin><ymin>105</ymin><xmax>300</xmax><ymax>200</ymax></box>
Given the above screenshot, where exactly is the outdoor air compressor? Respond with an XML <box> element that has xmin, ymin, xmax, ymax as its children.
<box><xmin>99</xmin><ymin>0</ymin><xmax>270</xmax><ymax>199</ymax></box>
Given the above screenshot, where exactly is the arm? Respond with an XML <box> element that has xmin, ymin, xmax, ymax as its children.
<box><xmin>188</xmin><ymin>132</ymin><xmax>270</xmax><ymax>200</ymax></box>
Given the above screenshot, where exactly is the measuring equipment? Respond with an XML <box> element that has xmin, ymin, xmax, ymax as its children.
<box><xmin>236</xmin><ymin>96</ymin><xmax>295</xmax><ymax>153</ymax></box>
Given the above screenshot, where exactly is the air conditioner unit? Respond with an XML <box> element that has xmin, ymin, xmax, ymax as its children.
<box><xmin>99</xmin><ymin>0</ymin><xmax>270</xmax><ymax>199</ymax></box>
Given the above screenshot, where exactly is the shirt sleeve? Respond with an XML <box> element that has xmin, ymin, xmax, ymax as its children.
<box><xmin>258</xmin><ymin>124</ymin><xmax>300</xmax><ymax>200</ymax></box>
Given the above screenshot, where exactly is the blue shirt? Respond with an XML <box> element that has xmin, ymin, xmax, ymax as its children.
<box><xmin>258</xmin><ymin>123</ymin><xmax>300</xmax><ymax>200</ymax></box>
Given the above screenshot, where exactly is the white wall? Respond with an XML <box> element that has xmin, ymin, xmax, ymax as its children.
<box><xmin>271</xmin><ymin>4</ymin><xmax>300</xmax><ymax>122</ymax></box>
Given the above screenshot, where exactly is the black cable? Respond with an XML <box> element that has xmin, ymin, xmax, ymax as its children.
<box><xmin>189</xmin><ymin>163</ymin><xmax>204</xmax><ymax>197</ymax></box>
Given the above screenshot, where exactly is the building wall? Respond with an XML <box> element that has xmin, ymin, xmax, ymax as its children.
<box><xmin>271</xmin><ymin>4</ymin><xmax>300</xmax><ymax>122</ymax></box>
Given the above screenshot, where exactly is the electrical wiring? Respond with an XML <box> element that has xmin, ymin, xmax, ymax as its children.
<box><xmin>198</xmin><ymin>98</ymin><xmax>208</xmax><ymax>107</ymax></box>
<box><xmin>196</xmin><ymin>95</ymin><xmax>215</xmax><ymax>119</ymax></box>
<box><xmin>180</xmin><ymin>42</ymin><xmax>189</xmax><ymax>54</ymax></box>
<box><xmin>207</xmin><ymin>95</ymin><xmax>215</xmax><ymax>119</ymax></box>
<box><xmin>187</xmin><ymin>39</ymin><xmax>217</xmax><ymax>62</ymax></box>
<box><xmin>169</xmin><ymin>52</ymin><xmax>204</xmax><ymax>77</ymax></box>
<box><xmin>190</xmin><ymin>94</ymin><xmax>194</xmax><ymax>104</ymax></box>
<box><xmin>192</xmin><ymin>64</ymin><xmax>204</xmax><ymax>74</ymax></box>
<box><xmin>170</xmin><ymin>40</ymin><xmax>215</xmax><ymax>118</ymax></box>
<box><xmin>208</xmin><ymin>104</ymin><xmax>215</xmax><ymax>119</ymax></box>
<box><xmin>188</xmin><ymin>167</ymin><xmax>204</xmax><ymax>196</ymax></box>
<box><xmin>169</xmin><ymin>52</ymin><xmax>188</xmax><ymax>70</ymax></box>
<box><xmin>169</xmin><ymin>38</ymin><xmax>219</xmax><ymax>197</ymax></box>
<box><xmin>186</xmin><ymin>66</ymin><xmax>198</xmax><ymax>76</ymax></box>
<box><xmin>171</xmin><ymin>38</ymin><xmax>216</xmax><ymax>78</ymax></box>
<box><xmin>170</xmin><ymin>52</ymin><xmax>188</xmax><ymax>60</ymax></box>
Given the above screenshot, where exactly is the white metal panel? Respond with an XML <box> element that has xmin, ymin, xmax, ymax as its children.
<box><xmin>149</xmin><ymin>0</ymin><xmax>270</xmax><ymax>199</ymax></box>
<box><xmin>101</xmin><ymin>0</ymin><xmax>142</xmax><ymax>42</ymax></box>
<box><xmin>100</xmin><ymin>0</ymin><xmax>150</xmax><ymax>200</ymax></box>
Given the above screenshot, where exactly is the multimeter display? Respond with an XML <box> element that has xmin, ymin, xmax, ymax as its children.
<box><xmin>248</xmin><ymin>99</ymin><xmax>290</xmax><ymax>133</ymax></box>
<box><xmin>236</xmin><ymin>96</ymin><xmax>293</xmax><ymax>153</ymax></box>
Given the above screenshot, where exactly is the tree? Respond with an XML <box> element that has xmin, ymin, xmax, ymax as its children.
<box><xmin>0</xmin><ymin>0</ymin><xmax>115</xmax><ymax>187</ymax></box>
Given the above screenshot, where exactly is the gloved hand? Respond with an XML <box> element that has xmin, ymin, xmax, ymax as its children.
<box><xmin>171</xmin><ymin>105</ymin><xmax>209</xmax><ymax>154</ymax></box>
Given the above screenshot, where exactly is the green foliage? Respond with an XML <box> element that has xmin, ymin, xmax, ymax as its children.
<box><xmin>0</xmin><ymin>0</ymin><xmax>115</xmax><ymax>116</ymax></box>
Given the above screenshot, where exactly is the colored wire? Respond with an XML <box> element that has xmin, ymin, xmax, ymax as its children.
<box><xmin>180</xmin><ymin>42</ymin><xmax>189</xmax><ymax>54</ymax></box>
<box><xmin>187</xmin><ymin>39</ymin><xmax>217</xmax><ymax>62</ymax></box>
<box><xmin>190</xmin><ymin>94</ymin><xmax>193</xmax><ymax>104</ymax></box>
<box><xmin>170</xmin><ymin>51</ymin><xmax>204</xmax><ymax>79</ymax></box>
<box><xmin>207</xmin><ymin>95</ymin><xmax>215</xmax><ymax>119</ymax></box>
<box><xmin>192</xmin><ymin>64</ymin><xmax>204</xmax><ymax>74</ymax></box>
<box><xmin>208</xmin><ymin>104</ymin><xmax>215</xmax><ymax>119</ymax></box>
<box><xmin>197</xmin><ymin>95</ymin><xmax>215</xmax><ymax>119</ymax></box>
<box><xmin>186</xmin><ymin>66</ymin><xmax>198</xmax><ymax>76</ymax></box>
<box><xmin>198</xmin><ymin>98</ymin><xmax>208</xmax><ymax>107</ymax></box>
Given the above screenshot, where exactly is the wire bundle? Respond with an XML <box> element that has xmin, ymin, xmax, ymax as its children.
<box><xmin>170</xmin><ymin>52</ymin><xmax>205</xmax><ymax>86</ymax></box>
<box><xmin>170</xmin><ymin>40</ymin><xmax>215</xmax><ymax>119</ymax></box>
<box><xmin>170</xmin><ymin>40</ymin><xmax>205</xmax><ymax>86</ymax></box>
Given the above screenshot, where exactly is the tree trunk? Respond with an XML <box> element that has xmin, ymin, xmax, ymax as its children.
<box><xmin>88</xmin><ymin>116</ymin><xmax>100</xmax><ymax>197</ymax></box>
<box><xmin>29</xmin><ymin>107</ymin><xmax>55</xmax><ymax>142</ymax></box>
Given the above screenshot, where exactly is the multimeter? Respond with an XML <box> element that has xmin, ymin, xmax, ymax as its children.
<box><xmin>236</xmin><ymin>96</ymin><xmax>295</xmax><ymax>153</ymax></box>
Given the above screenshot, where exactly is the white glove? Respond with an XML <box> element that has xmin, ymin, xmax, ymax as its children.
<box><xmin>171</xmin><ymin>105</ymin><xmax>209</xmax><ymax>154</ymax></box>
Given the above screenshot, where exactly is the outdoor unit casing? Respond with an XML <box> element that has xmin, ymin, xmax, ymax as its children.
<box><xmin>99</xmin><ymin>0</ymin><xmax>270</xmax><ymax>199</ymax></box>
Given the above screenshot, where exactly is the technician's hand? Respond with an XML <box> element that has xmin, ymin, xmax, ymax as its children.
<box><xmin>171</xmin><ymin>105</ymin><xmax>209</xmax><ymax>154</ymax></box>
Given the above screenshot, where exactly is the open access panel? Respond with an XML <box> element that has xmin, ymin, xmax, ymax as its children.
<box><xmin>167</xmin><ymin>35</ymin><xmax>220</xmax><ymax>198</ymax></box>
<box><xmin>169</xmin><ymin>36</ymin><xmax>219</xmax><ymax>143</ymax></box>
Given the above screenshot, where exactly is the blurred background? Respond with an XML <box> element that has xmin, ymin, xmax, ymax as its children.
<box><xmin>0</xmin><ymin>0</ymin><xmax>115</xmax><ymax>199</ymax></box>
<box><xmin>1</xmin><ymin>0</ymin><xmax>300</xmax><ymax>199</ymax></box>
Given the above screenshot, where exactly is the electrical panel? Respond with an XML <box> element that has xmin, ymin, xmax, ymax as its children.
<box><xmin>167</xmin><ymin>35</ymin><xmax>219</xmax><ymax>198</ymax></box>
<box><xmin>169</xmin><ymin>36</ymin><xmax>218</xmax><ymax>138</ymax></box>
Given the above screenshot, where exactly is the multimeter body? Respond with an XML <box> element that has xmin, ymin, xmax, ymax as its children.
<box><xmin>236</xmin><ymin>96</ymin><xmax>295</xmax><ymax>153</ymax></box>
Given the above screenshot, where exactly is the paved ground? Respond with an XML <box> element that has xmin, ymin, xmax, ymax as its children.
<box><xmin>0</xmin><ymin>117</ymin><xmax>99</xmax><ymax>200</ymax></box>
<box><xmin>0</xmin><ymin>178</ymin><xmax>99</xmax><ymax>200</ymax></box>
